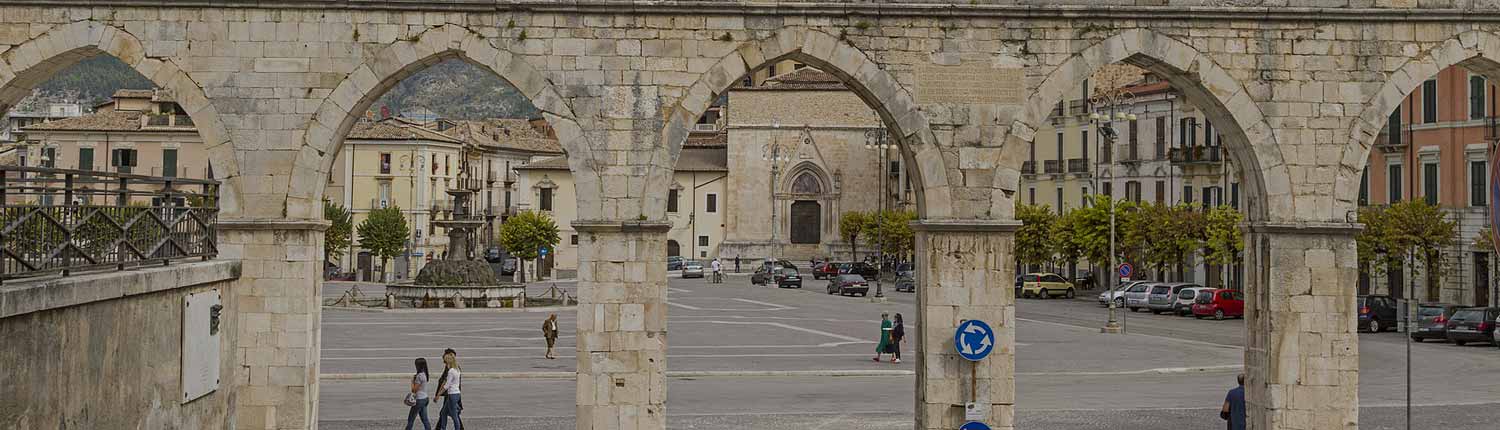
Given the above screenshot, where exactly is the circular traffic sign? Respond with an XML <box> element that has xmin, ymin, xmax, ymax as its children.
<box><xmin>959</xmin><ymin>422</ymin><xmax>992</xmax><ymax>430</ymax></box>
<box><xmin>1117</xmin><ymin>263</ymin><xmax>1133</xmax><ymax>278</ymax></box>
<box><xmin>953</xmin><ymin>320</ymin><xmax>995</xmax><ymax>361</ymax></box>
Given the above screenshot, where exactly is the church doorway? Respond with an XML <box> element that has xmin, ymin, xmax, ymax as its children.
<box><xmin>790</xmin><ymin>200</ymin><xmax>821</xmax><ymax>244</ymax></box>
<box><xmin>667</xmin><ymin>240</ymin><xmax>681</xmax><ymax>257</ymax></box>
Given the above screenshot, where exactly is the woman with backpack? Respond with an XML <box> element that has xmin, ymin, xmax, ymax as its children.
<box><xmin>403</xmin><ymin>358</ymin><xmax>431</xmax><ymax>430</ymax></box>
<box><xmin>434</xmin><ymin>349</ymin><xmax>463</xmax><ymax>430</ymax></box>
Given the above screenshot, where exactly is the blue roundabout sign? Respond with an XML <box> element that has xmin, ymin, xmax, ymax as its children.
<box><xmin>953</xmin><ymin>319</ymin><xmax>995</xmax><ymax>361</ymax></box>
<box><xmin>958</xmin><ymin>421</ymin><xmax>992</xmax><ymax>430</ymax></box>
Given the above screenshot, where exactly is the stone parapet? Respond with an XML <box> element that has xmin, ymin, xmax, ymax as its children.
<box><xmin>0</xmin><ymin>260</ymin><xmax>239</xmax><ymax>319</ymax></box>
<box><xmin>573</xmin><ymin>220</ymin><xmax>670</xmax><ymax>430</ymax></box>
<box><xmin>913</xmin><ymin>223</ymin><xmax>1016</xmax><ymax>430</ymax></box>
<box><xmin>1243</xmin><ymin>223</ymin><xmax>1360</xmax><ymax>430</ymax></box>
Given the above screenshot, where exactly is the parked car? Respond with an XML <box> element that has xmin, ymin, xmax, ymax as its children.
<box><xmin>1147</xmin><ymin>283</ymin><xmax>1202</xmax><ymax>315</ymax></box>
<box><xmin>827</xmin><ymin>274</ymin><xmax>870</xmax><ymax>297</ymax></box>
<box><xmin>1172</xmin><ymin>286</ymin><xmax>1213</xmax><ymax>316</ymax></box>
<box><xmin>484</xmin><ymin>246</ymin><xmax>504</xmax><ymax>263</ymax></box>
<box><xmin>835</xmin><ymin>262</ymin><xmax>879</xmax><ymax>280</ymax></box>
<box><xmin>500</xmin><ymin>257</ymin><xmax>517</xmax><ymax>276</ymax></box>
<box><xmin>1410</xmin><ymin>304</ymin><xmax>1467</xmax><ymax>342</ymax></box>
<box><xmin>1019</xmin><ymin>273</ymin><xmax>1075</xmax><ymax>299</ymax></box>
<box><xmin>667</xmin><ymin>256</ymin><xmax>685</xmax><ymax>271</ymax></box>
<box><xmin>1357</xmin><ymin>295</ymin><xmax>1399</xmax><ymax>333</ymax></box>
<box><xmin>894</xmin><ymin>270</ymin><xmax>916</xmax><ymax>292</ymax></box>
<box><xmin>1123</xmin><ymin>282</ymin><xmax>1155</xmax><ymax>311</ymax></box>
<box><xmin>776</xmin><ymin>268</ymin><xmax>803</xmax><ymax>288</ymax></box>
<box><xmin>324</xmin><ymin>262</ymin><xmax>341</xmax><ymax>280</ymax></box>
<box><xmin>1444</xmin><ymin>307</ymin><xmax>1500</xmax><ymax>346</ymax></box>
<box><xmin>1097</xmin><ymin>280</ymin><xmax>1147</xmax><ymax>307</ymax></box>
<box><xmin>811</xmin><ymin>262</ymin><xmax>829</xmax><ymax>279</ymax></box>
<box><xmin>1192</xmin><ymin>288</ymin><xmax>1245</xmax><ymax>320</ymax></box>
<box><xmin>682</xmin><ymin>261</ymin><xmax>704</xmax><ymax>278</ymax></box>
<box><xmin>814</xmin><ymin>261</ymin><xmax>842</xmax><ymax>280</ymax></box>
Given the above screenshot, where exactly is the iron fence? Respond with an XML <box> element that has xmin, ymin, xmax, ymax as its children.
<box><xmin>0</xmin><ymin>166</ymin><xmax>218</xmax><ymax>282</ymax></box>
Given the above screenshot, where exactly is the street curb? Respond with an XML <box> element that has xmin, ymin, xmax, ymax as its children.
<box><xmin>321</xmin><ymin>305</ymin><xmax>576</xmax><ymax>314</ymax></box>
<box><xmin>320</xmin><ymin>369</ymin><xmax>915</xmax><ymax>381</ymax></box>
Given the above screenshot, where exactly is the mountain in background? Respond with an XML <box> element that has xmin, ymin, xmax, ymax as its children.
<box><xmin>11</xmin><ymin>56</ymin><xmax>539</xmax><ymax>121</ymax></box>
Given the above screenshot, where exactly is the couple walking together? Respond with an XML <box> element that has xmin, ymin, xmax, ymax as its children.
<box><xmin>873</xmin><ymin>312</ymin><xmax>905</xmax><ymax>363</ymax></box>
<box><xmin>404</xmin><ymin>349</ymin><xmax>464</xmax><ymax>430</ymax></box>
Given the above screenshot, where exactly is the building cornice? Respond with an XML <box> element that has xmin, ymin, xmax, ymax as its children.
<box><xmin>1</xmin><ymin>2</ymin><xmax>1491</xmax><ymax>23</ymax></box>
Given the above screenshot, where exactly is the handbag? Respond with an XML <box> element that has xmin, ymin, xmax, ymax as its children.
<box><xmin>404</xmin><ymin>392</ymin><xmax>418</xmax><ymax>407</ymax></box>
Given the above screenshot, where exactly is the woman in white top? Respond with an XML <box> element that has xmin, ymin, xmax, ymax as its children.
<box><xmin>405</xmin><ymin>358</ymin><xmax>431</xmax><ymax>430</ymax></box>
<box><xmin>435</xmin><ymin>349</ymin><xmax>463</xmax><ymax>430</ymax></box>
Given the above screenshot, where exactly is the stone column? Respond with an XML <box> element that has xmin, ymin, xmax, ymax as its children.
<box><xmin>218</xmin><ymin>220</ymin><xmax>326</xmax><ymax>430</ymax></box>
<box><xmin>913</xmin><ymin>220</ymin><xmax>1018</xmax><ymax>430</ymax></box>
<box><xmin>573</xmin><ymin>221</ymin><xmax>670</xmax><ymax>430</ymax></box>
<box><xmin>1244</xmin><ymin>222</ymin><xmax>1360</xmax><ymax>430</ymax></box>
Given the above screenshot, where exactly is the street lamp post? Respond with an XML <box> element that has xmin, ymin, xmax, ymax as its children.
<box><xmin>1087</xmin><ymin>76</ymin><xmax>1137</xmax><ymax>334</ymax></box>
<box><xmin>865</xmin><ymin>128</ymin><xmax>892</xmax><ymax>300</ymax></box>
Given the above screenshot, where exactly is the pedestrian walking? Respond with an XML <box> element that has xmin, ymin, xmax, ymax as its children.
<box><xmin>434</xmin><ymin>349</ymin><xmax>463</xmax><ymax>430</ymax></box>
<box><xmin>404</xmin><ymin>358</ymin><xmax>431</xmax><ymax>430</ymax></box>
<box><xmin>734</xmin><ymin>255</ymin><xmax>741</xmax><ymax>273</ymax></box>
<box><xmin>890</xmin><ymin>313</ymin><xmax>905</xmax><ymax>363</ymax></box>
<box><xmin>873</xmin><ymin>312</ymin><xmax>892</xmax><ymax>362</ymax></box>
<box><xmin>1220</xmin><ymin>373</ymin><xmax>1246</xmax><ymax>430</ymax></box>
<box><xmin>542</xmin><ymin>314</ymin><xmax>560</xmax><ymax>359</ymax></box>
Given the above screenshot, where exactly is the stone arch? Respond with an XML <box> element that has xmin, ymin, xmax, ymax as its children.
<box><xmin>781</xmin><ymin>161</ymin><xmax>833</xmax><ymax>196</ymax></box>
<box><xmin>1345</xmin><ymin>30</ymin><xmax>1500</xmax><ymax>209</ymax></box>
<box><xmin>292</xmin><ymin>23</ymin><xmax>588</xmax><ymax>219</ymax></box>
<box><xmin>663</xmin><ymin>27</ymin><xmax>952</xmax><ymax>218</ymax></box>
<box><xmin>0</xmin><ymin>20</ymin><xmax>236</xmax><ymax>212</ymax></box>
<box><xmin>1014</xmin><ymin>28</ymin><xmax>1287</xmax><ymax>222</ymax></box>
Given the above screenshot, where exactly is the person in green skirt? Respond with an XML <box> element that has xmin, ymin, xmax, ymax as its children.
<box><xmin>873</xmin><ymin>312</ymin><xmax>893</xmax><ymax>362</ymax></box>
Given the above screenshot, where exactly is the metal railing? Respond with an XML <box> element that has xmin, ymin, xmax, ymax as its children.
<box><xmin>1067</xmin><ymin>158</ymin><xmax>1090</xmax><ymax>173</ymax></box>
<box><xmin>1021</xmin><ymin>161</ymin><xmax>1036</xmax><ymax>175</ymax></box>
<box><xmin>1168</xmin><ymin>146</ymin><xmax>1223</xmax><ymax>164</ymax></box>
<box><xmin>0</xmin><ymin>165</ymin><xmax>219</xmax><ymax>282</ymax></box>
<box><xmin>1043</xmin><ymin>159</ymin><xmax>1062</xmax><ymax>174</ymax></box>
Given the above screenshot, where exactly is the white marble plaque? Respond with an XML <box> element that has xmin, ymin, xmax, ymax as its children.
<box><xmin>915</xmin><ymin>63</ymin><xmax>1023</xmax><ymax>105</ymax></box>
<box><xmin>181</xmin><ymin>289</ymin><xmax>222</xmax><ymax>403</ymax></box>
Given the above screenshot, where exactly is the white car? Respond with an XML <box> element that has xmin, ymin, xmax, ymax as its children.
<box><xmin>1097</xmin><ymin>280</ymin><xmax>1148</xmax><ymax>307</ymax></box>
<box><xmin>1123</xmin><ymin>282</ymin><xmax>1155</xmax><ymax>312</ymax></box>
<box><xmin>1173</xmin><ymin>287</ymin><xmax>1214</xmax><ymax>316</ymax></box>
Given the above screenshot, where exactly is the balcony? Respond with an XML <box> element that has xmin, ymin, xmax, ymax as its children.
<box><xmin>0</xmin><ymin>165</ymin><xmax>219</xmax><ymax>282</ymax></box>
<box><xmin>1168</xmin><ymin>146</ymin><xmax>1223</xmax><ymax>165</ymax></box>
<box><xmin>1021</xmin><ymin>161</ymin><xmax>1036</xmax><ymax>176</ymax></box>
<box><xmin>1067</xmin><ymin>158</ymin><xmax>1089</xmax><ymax>174</ymax></box>
<box><xmin>1373</xmin><ymin>134</ymin><xmax>1406</xmax><ymax>153</ymax></box>
<box><xmin>1043</xmin><ymin>159</ymin><xmax>1062</xmax><ymax>175</ymax></box>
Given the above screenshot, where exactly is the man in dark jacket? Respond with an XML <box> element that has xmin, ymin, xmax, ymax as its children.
<box><xmin>1220</xmin><ymin>373</ymin><xmax>1245</xmax><ymax>430</ymax></box>
<box><xmin>542</xmin><ymin>314</ymin><xmax>559</xmax><ymax>359</ymax></box>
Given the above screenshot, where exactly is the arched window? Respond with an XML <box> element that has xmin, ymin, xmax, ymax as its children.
<box><xmin>791</xmin><ymin>171</ymin><xmax>823</xmax><ymax>194</ymax></box>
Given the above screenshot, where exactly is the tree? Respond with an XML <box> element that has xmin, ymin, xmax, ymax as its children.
<box><xmin>498</xmin><ymin>210</ymin><xmax>560</xmax><ymax>282</ymax></box>
<box><xmin>357</xmin><ymin>206</ymin><xmax>410</xmax><ymax>281</ymax></box>
<box><xmin>1474</xmin><ymin>225</ymin><xmax>1494</xmax><ymax>252</ymax></box>
<box><xmin>1069</xmin><ymin>195</ymin><xmax>1122</xmax><ymax>280</ymax></box>
<box><xmin>1121</xmin><ymin>201</ymin><xmax>1200</xmax><ymax>280</ymax></box>
<box><xmin>1382</xmin><ymin>200</ymin><xmax>1457</xmax><ymax>301</ymax></box>
<box><xmin>1356</xmin><ymin>205</ymin><xmax>1400</xmax><ymax>281</ymax></box>
<box><xmin>839</xmin><ymin>211</ymin><xmax>869</xmax><ymax>260</ymax></box>
<box><xmin>1202</xmin><ymin>205</ymin><xmax>1244</xmax><ymax>287</ymax></box>
<box><xmin>323</xmin><ymin>200</ymin><xmax>353</xmax><ymax>263</ymax></box>
<box><xmin>870</xmin><ymin>209</ymin><xmax>916</xmax><ymax>262</ymax></box>
<box><xmin>1015</xmin><ymin>203</ymin><xmax>1058</xmax><ymax>270</ymax></box>
<box><xmin>1050</xmin><ymin>210</ymin><xmax>1085</xmax><ymax>276</ymax></box>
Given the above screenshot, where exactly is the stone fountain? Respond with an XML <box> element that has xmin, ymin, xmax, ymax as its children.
<box><xmin>386</xmin><ymin>173</ymin><xmax>525</xmax><ymax>308</ymax></box>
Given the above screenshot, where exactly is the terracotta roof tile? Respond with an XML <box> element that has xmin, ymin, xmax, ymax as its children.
<box><xmin>442</xmin><ymin>119</ymin><xmax>564</xmax><ymax>154</ymax></box>
<box><xmin>347</xmin><ymin>119</ymin><xmax>462</xmax><ymax>143</ymax></box>
<box><xmin>517</xmin><ymin>147</ymin><xmax>726</xmax><ymax>172</ymax></box>
<box><xmin>746</xmin><ymin>68</ymin><xmax>848</xmax><ymax>90</ymax></box>
<box><xmin>20</xmin><ymin>111</ymin><xmax>142</xmax><ymax>131</ymax></box>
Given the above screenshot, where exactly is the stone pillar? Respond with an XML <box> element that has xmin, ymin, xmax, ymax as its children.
<box><xmin>1244</xmin><ymin>222</ymin><xmax>1360</xmax><ymax>430</ymax></box>
<box><xmin>913</xmin><ymin>220</ymin><xmax>1018</xmax><ymax>430</ymax></box>
<box><xmin>218</xmin><ymin>220</ymin><xmax>326</xmax><ymax>430</ymax></box>
<box><xmin>573</xmin><ymin>221</ymin><xmax>669</xmax><ymax>430</ymax></box>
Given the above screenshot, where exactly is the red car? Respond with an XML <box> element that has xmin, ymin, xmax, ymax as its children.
<box><xmin>1192</xmin><ymin>288</ymin><xmax>1244</xmax><ymax>320</ymax></box>
<box><xmin>814</xmin><ymin>261</ymin><xmax>840</xmax><ymax>280</ymax></box>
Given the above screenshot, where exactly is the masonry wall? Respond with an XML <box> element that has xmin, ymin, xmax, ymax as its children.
<box><xmin>0</xmin><ymin>261</ymin><xmax>242</xmax><ymax>429</ymax></box>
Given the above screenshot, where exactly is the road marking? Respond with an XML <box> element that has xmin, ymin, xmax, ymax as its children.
<box><xmin>1017</xmin><ymin>317</ymin><xmax>1241</xmax><ymax>349</ymax></box>
<box><xmin>668</xmin><ymin>287</ymin><xmax>692</xmax><ymax>293</ymax></box>
<box><xmin>322</xmin><ymin>353</ymin><xmax>883</xmax><ymax>361</ymax></box>
<box><xmin>666</xmin><ymin>298</ymin><xmax>795</xmax><ymax>311</ymax></box>
<box><xmin>681</xmin><ymin>320</ymin><xmax>866</xmax><ymax>343</ymax></box>
<box><xmin>321</xmin><ymin>343</ymin><xmax>880</xmax><ymax>353</ymax></box>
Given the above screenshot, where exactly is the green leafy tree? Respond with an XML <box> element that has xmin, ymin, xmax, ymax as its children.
<box><xmin>1382</xmin><ymin>200</ymin><xmax>1457</xmax><ymax>301</ymax></box>
<box><xmin>1202</xmin><ymin>205</ymin><xmax>1244</xmax><ymax>287</ymax></box>
<box><xmin>1069</xmin><ymin>195</ymin><xmax>1123</xmax><ymax>279</ymax></box>
<box><xmin>323</xmin><ymin>200</ymin><xmax>353</xmax><ymax>263</ymax></box>
<box><xmin>357</xmin><ymin>206</ymin><xmax>410</xmax><ymax>280</ymax></box>
<box><xmin>498</xmin><ymin>210</ymin><xmax>561</xmax><ymax>282</ymax></box>
<box><xmin>1015</xmin><ymin>203</ymin><xmax>1058</xmax><ymax>270</ymax></box>
<box><xmin>1050</xmin><ymin>210</ymin><xmax>1085</xmax><ymax>274</ymax></box>
<box><xmin>1474</xmin><ymin>225</ymin><xmax>1494</xmax><ymax>252</ymax></box>
<box><xmin>1356</xmin><ymin>205</ymin><xmax>1399</xmax><ymax>280</ymax></box>
<box><xmin>839</xmin><ymin>211</ymin><xmax>869</xmax><ymax>260</ymax></box>
<box><xmin>872</xmin><ymin>209</ymin><xmax>916</xmax><ymax>261</ymax></box>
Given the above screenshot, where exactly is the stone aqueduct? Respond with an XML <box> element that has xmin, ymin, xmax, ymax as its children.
<box><xmin>2</xmin><ymin>1</ymin><xmax>1496</xmax><ymax>429</ymax></box>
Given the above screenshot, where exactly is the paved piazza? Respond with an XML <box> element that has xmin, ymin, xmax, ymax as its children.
<box><xmin>318</xmin><ymin>275</ymin><xmax>1500</xmax><ymax>429</ymax></box>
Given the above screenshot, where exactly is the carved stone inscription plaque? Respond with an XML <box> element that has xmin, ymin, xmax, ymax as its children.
<box><xmin>915</xmin><ymin>63</ymin><xmax>1023</xmax><ymax>104</ymax></box>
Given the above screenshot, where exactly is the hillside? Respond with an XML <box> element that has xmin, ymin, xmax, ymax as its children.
<box><xmin>12</xmin><ymin>55</ymin><xmax>538</xmax><ymax>121</ymax></box>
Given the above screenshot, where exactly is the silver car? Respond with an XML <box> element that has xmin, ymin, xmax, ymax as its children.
<box><xmin>1123</xmin><ymin>282</ymin><xmax>1155</xmax><ymax>312</ymax></box>
<box><xmin>682</xmin><ymin>261</ymin><xmax>704</xmax><ymax>278</ymax></box>
<box><xmin>1147</xmin><ymin>283</ymin><xmax>1202</xmax><ymax>314</ymax></box>
<box><xmin>1098</xmin><ymin>280</ymin><xmax>1148</xmax><ymax>307</ymax></box>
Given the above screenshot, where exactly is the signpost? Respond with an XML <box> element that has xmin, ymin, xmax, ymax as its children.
<box><xmin>954</xmin><ymin>320</ymin><xmax>995</xmax><ymax>361</ymax></box>
<box><xmin>1117</xmin><ymin>262</ymin><xmax>1133</xmax><ymax>281</ymax></box>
